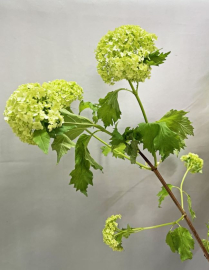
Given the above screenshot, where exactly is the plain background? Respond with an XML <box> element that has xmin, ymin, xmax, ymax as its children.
<box><xmin>1</xmin><ymin>0</ymin><xmax>209</xmax><ymax>269</ymax></box>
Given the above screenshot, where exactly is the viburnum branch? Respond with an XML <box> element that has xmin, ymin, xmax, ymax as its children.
<box><xmin>4</xmin><ymin>24</ymin><xmax>209</xmax><ymax>264</ymax></box>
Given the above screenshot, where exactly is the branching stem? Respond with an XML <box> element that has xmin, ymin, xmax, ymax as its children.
<box><xmin>138</xmin><ymin>149</ymin><xmax>209</xmax><ymax>261</ymax></box>
<box><xmin>85</xmin><ymin>129</ymin><xmax>151</xmax><ymax>170</ymax></box>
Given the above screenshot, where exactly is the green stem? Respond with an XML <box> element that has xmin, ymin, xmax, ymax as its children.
<box><xmin>94</xmin><ymin>124</ymin><xmax>112</xmax><ymax>136</ymax></box>
<box><xmin>115</xmin><ymin>88</ymin><xmax>133</xmax><ymax>94</ymax></box>
<box><xmin>64</xmin><ymin>121</ymin><xmax>113</xmax><ymax>137</ymax></box>
<box><xmin>173</xmin><ymin>186</ymin><xmax>189</xmax><ymax>197</ymax></box>
<box><xmin>180</xmin><ymin>168</ymin><xmax>190</xmax><ymax>209</ymax></box>
<box><xmin>85</xmin><ymin>129</ymin><xmax>151</xmax><ymax>170</ymax></box>
<box><xmin>128</xmin><ymin>81</ymin><xmax>149</xmax><ymax>123</ymax></box>
<box><xmin>132</xmin><ymin>215</ymin><xmax>184</xmax><ymax>233</ymax></box>
<box><xmin>128</xmin><ymin>80</ymin><xmax>157</xmax><ymax>167</ymax></box>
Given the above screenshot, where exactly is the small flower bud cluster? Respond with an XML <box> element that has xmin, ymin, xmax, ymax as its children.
<box><xmin>95</xmin><ymin>25</ymin><xmax>158</xmax><ymax>85</ymax></box>
<box><xmin>180</xmin><ymin>153</ymin><xmax>203</xmax><ymax>173</ymax></box>
<box><xmin>102</xmin><ymin>214</ymin><xmax>123</xmax><ymax>251</ymax></box>
<box><xmin>4</xmin><ymin>80</ymin><xmax>83</xmax><ymax>145</ymax></box>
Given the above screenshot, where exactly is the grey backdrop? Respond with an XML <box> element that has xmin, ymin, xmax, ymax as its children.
<box><xmin>1</xmin><ymin>0</ymin><xmax>209</xmax><ymax>269</ymax></box>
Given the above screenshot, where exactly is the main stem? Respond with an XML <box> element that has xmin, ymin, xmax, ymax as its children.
<box><xmin>138</xmin><ymin>150</ymin><xmax>209</xmax><ymax>261</ymax></box>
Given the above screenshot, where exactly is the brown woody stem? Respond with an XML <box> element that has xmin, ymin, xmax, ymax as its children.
<box><xmin>138</xmin><ymin>150</ymin><xmax>209</xmax><ymax>262</ymax></box>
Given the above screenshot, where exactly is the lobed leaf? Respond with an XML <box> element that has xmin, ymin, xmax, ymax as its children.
<box><xmin>125</xmin><ymin>140</ymin><xmax>138</xmax><ymax>164</ymax></box>
<box><xmin>51</xmin><ymin>134</ymin><xmax>75</xmax><ymax>163</ymax></box>
<box><xmin>97</xmin><ymin>90</ymin><xmax>121</xmax><ymax>127</ymax></box>
<box><xmin>61</xmin><ymin>108</ymin><xmax>94</xmax><ymax>140</ymax></box>
<box><xmin>136</xmin><ymin>122</ymin><xmax>182</xmax><ymax>161</ymax></box>
<box><xmin>157</xmin><ymin>184</ymin><xmax>173</xmax><ymax>207</ymax></box>
<box><xmin>187</xmin><ymin>195</ymin><xmax>196</xmax><ymax>220</ymax></box>
<box><xmin>33</xmin><ymin>127</ymin><xmax>50</xmax><ymax>154</ymax></box>
<box><xmin>157</xmin><ymin>109</ymin><xmax>194</xmax><ymax>140</ymax></box>
<box><xmin>101</xmin><ymin>143</ymin><xmax>126</xmax><ymax>160</ymax></box>
<box><xmin>166</xmin><ymin>227</ymin><xmax>194</xmax><ymax>261</ymax></box>
<box><xmin>110</xmin><ymin>127</ymin><xmax>125</xmax><ymax>148</ymax></box>
<box><xmin>69</xmin><ymin>134</ymin><xmax>103</xmax><ymax>196</ymax></box>
<box><xmin>79</xmin><ymin>101</ymin><xmax>99</xmax><ymax>123</ymax></box>
<box><xmin>144</xmin><ymin>50</ymin><xmax>171</xmax><ymax>66</ymax></box>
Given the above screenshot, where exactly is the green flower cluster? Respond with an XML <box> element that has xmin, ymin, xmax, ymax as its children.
<box><xmin>4</xmin><ymin>80</ymin><xmax>83</xmax><ymax>145</ymax></box>
<box><xmin>95</xmin><ymin>25</ymin><xmax>158</xmax><ymax>85</ymax></box>
<box><xmin>102</xmin><ymin>214</ymin><xmax>123</xmax><ymax>251</ymax></box>
<box><xmin>181</xmin><ymin>153</ymin><xmax>203</xmax><ymax>173</ymax></box>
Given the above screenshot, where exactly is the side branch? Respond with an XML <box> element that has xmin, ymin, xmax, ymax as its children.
<box><xmin>138</xmin><ymin>150</ymin><xmax>209</xmax><ymax>262</ymax></box>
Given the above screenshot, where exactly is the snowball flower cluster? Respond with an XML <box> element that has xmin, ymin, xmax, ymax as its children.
<box><xmin>95</xmin><ymin>25</ymin><xmax>158</xmax><ymax>85</ymax></box>
<box><xmin>4</xmin><ymin>80</ymin><xmax>83</xmax><ymax>145</ymax></box>
<box><xmin>181</xmin><ymin>153</ymin><xmax>203</xmax><ymax>173</ymax></box>
<box><xmin>102</xmin><ymin>214</ymin><xmax>123</xmax><ymax>251</ymax></box>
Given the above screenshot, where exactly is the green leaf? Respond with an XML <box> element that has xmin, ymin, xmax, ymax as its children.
<box><xmin>51</xmin><ymin>134</ymin><xmax>75</xmax><ymax>163</ymax></box>
<box><xmin>125</xmin><ymin>140</ymin><xmax>138</xmax><ymax>164</ymax></box>
<box><xmin>157</xmin><ymin>109</ymin><xmax>194</xmax><ymax>140</ymax></box>
<box><xmin>157</xmin><ymin>184</ymin><xmax>173</xmax><ymax>207</ymax></box>
<box><xmin>69</xmin><ymin>134</ymin><xmax>103</xmax><ymax>196</ymax></box>
<box><xmin>61</xmin><ymin>108</ymin><xmax>94</xmax><ymax>127</ymax></box>
<box><xmin>136</xmin><ymin>122</ymin><xmax>182</xmax><ymax>161</ymax></box>
<box><xmin>122</xmin><ymin>224</ymin><xmax>132</xmax><ymax>238</ymax></box>
<box><xmin>33</xmin><ymin>127</ymin><xmax>50</xmax><ymax>154</ymax></box>
<box><xmin>79</xmin><ymin>101</ymin><xmax>99</xmax><ymax>123</ymax></box>
<box><xmin>144</xmin><ymin>50</ymin><xmax>171</xmax><ymax>66</ymax></box>
<box><xmin>115</xmin><ymin>233</ymin><xmax>123</xmax><ymax>243</ymax></box>
<box><xmin>61</xmin><ymin>108</ymin><xmax>94</xmax><ymax>140</ymax></box>
<box><xmin>113</xmin><ymin>143</ymin><xmax>126</xmax><ymax>159</ymax></box>
<box><xmin>101</xmin><ymin>143</ymin><xmax>126</xmax><ymax>159</ymax></box>
<box><xmin>101</xmin><ymin>146</ymin><xmax>111</xmax><ymax>156</ymax></box>
<box><xmin>187</xmin><ymin>195</ymin><xmax>196</xmax><ymax>220</ymax></box>
<box><xmin>166</xmin><ymin>231</ymin><xmax>176</xmax><ymax>252</ymax></box>
<box><xmin>202</xmin><ymin>239</ymin><xmax>209</xmax><ymax>253</ymax></box>
<box><xmin>48</xmin><ymin>125</ymin><xmax>76</xmax><ymax>138</ymax></box>
<box><xmin>110</xmin><ymin>127</ymin><xmax>124</xmax><ymax>148</ymax></box>
<box><xmin>97</xmin><ymin>90</ymin><xmax>121</xmax><ymax>127</ymax></box>
<box><xmin>166</xmin><ymin>227</ymin><xmax>194</xmax><ymax>261</ymax></box>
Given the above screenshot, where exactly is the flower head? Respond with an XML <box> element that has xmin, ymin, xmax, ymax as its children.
<box><xmin>4</xmin><ymin>80</ymin><xmax>83</xmax><ymax>145</ymax></box>
<box><xmin>102</xmin><ymin>214</ymin><xmax>123</xmax><ymax>251</ymax></box>
<box><xmin>95</xmin><ymin>25</ymin><xmax>158</xmax><ymax>85</ymax></box>
<box><xmin>180</xmin><ymin>153</ymin><xmax>203</xmax><ymax>173</ymax></box>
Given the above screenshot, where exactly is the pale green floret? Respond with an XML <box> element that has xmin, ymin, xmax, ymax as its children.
<box><xmin>95</xmin><ymin>25</ymin><xmax>158</xmax><ymax>85</ymax></box>
<box><xmin>4</xmin><ymin>80</ymin><xmax>83</xmax><ymax>145</ymax></box>
<box><xmin>180</xmin><ymin>153</ymin><xmax>203</xmax><ymax>173</ymax></box>
<box><xmin>102</xmin><ymin>214</ymin><xmax>123</xmax><ymax>251</ymax></box>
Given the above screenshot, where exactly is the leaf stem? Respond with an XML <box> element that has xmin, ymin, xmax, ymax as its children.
<box><xmin>132</xmin><ymin>215</ymin><xmax>184</xmax><ymax>233</ymax></box>
<box><xmin>85</xmin><ymin>129</ymin><xmax>151</xmax><ymax>170</ymax></box>
<box><xmin>115</xmin><ymin>88</ymin><xmax>133</xmax><ymax>94</ymax></box>
<box><xmin>180</xmin><ymin>168</ymin><xmax>190</xmax><ymax>209</ymax></box>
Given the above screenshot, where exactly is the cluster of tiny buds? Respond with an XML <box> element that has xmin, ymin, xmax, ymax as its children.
<box><xmin>102</xmin><ymin>214</ymin><xmax>123</xmax><ymax>251</ymax></box>
<box><xmin>180</xmin><ymin>153</ymin><xmax>203</xmax><ymax>174</ymax></box>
